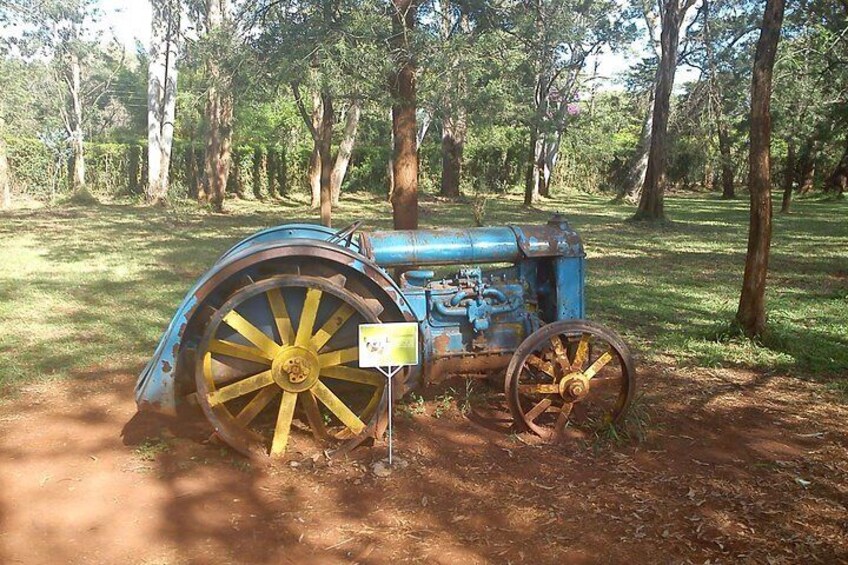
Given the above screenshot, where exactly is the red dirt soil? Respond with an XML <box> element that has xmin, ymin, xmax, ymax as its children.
<box><xmin>1</xmin><ymin>364</ymin><xmax>846</xmax><ymax>564</ymax></box>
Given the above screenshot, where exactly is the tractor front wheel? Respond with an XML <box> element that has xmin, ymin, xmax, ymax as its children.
<box><xmin>504</xmin><ymin>320</ymin><xmax>636</xmax><ymax>441</ymax></box>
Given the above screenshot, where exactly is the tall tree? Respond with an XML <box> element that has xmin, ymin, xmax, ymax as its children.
<box><xmin>253</xmin><ymin>0</ymin><xmax>374</xmax><ymax>223</ymax></box>
<box><xmin>503</xmin><ymin>0</ymin><xmax>622</xmax><ymax>206</ymax></box>
<box><xmin>196</xmin><ymin>0</ymin><xmax>234</xmax><ymax>212</ymax></box>
<box><xmin>0</xmin><ymin>131</ymin><xmax>9</xmax><ymax>209</ymax></box>
<box><xmin>8</xmin><ymin>0</ymin><xmax>123</xmax><ymax>199</ymax></box>
<box><xmin>431</xmin><ymin>0</ymin><xmax>469</xmax><ymax>198</ymax></box>
<box><xmin>701</xmin><ymin>0</ymin><xmax>734</xmax><ymax>199</ymax></box>
<box><xmin>633</xmin><ymin>0</ymin><xmax>698</xmax><ymax>221</ymax></box>
<box><xmin>389</xmin><ymin>0</ymin><xmax>420</xmax><ymax>229</ymax></box>
<box><xmin>331</xmin><ymin>99</ymin><xmax>361</xmax><ymax>206</ymax></box>
<box><xmin>147</xmin><ymin>0</ymin><xmax>180</xmax><ymax>205</ymax></box>
<box><xmin>735</xmin><ymin>0</ymin><xmax>785</xmax><ymax>338</ymax></box>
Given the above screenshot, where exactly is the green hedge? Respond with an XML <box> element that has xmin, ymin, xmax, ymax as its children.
<box><xmin>4</xmin><ymin>138</ymin><xmax>309</xmax><ymax>201</ymax></box>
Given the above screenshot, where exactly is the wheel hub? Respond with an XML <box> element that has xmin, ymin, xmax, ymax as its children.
<box><xmin>271</xmin><ymin>345</ymin><xmax>320</xmax><ymax>393</ymax></box>
<box><xmin>559</xmin><ymin>372</ymin><xmax>590</xmax><ymax>401</ymax></box>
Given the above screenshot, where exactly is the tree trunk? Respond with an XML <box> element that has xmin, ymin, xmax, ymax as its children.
<box><xmin>797</xmin><ymin>140</ymin><xmax>818</xmax><ymax>194</ymax></box>
<box><xmin>318</xmin><ymin>92</ymin><xmax>334</xmax><ymax>227</ymax></box>
<box><xmin>780</xmin><ymin>140</ymin><xmax>796</xmax><ymax>213</ymax></box>
<box><xmin>127</xmin><ymin>144</ymin><xmax>141</xmax><ymax>194</ymax></box>
<box><xmin>524</xmin><ymin>72</ymin><xmax>547</xmax><ymax>206</ymax></box>
<box><xmin>524</xmin><ymin>127</ymin><xmax>542</xmax><ymax>206</ymax></box>
<box><xmin>308</xmin><ymin>147</ymin><xmax>321</xmax><ymax>208</ymax></box>
<box><xmin>252</xmin><ymin>146</ymin><xmax>265</xmax><ymax>200</ymax></box>
<box><xmin>331</xmin><ymin>99</ymin><xmax>362</xmax><ymax>206</ymax></box>
<box><xmin>0</xmin><ymin>136</ymin><xmax>10</xmax><ymax>209</ymax></box>
<box><xmin>634</xmin><ymin>0</ymin><xmax>693</xmax><ymax>221</ymax></box>
<box><xmin>825</xmin><ymin>137</ymin><xmax>848</xmax><ymax>197</ymax></box>
<box><xmin>229</xmin><ymin>147</ymin><xmax>244</xmax><ymax>197</ymax></box>
<box><xmin>69</xmin><ymin>53</ymin><xmax>87</xmax><ymax>195</ymax></box>
<box><xmin>278</xmin><ymin>147</ymin><xmax>288</xmax><ymax>196</ymax></box>
<box><xmin>539</xmin><ymin>133</ymin><xmax>561</xmax><ymax>197</ymax></box>
<box><xmin>440</xmin><ymin>108</ymin><xmax>466</xmax><ymax>198</ymax></box>
<box><xmin>202</xmin><ymin>0</ymin><xmax>233</xmax><ymax>213</ymax></box>
<box><xmin>186</xmin><ymin>145</ymin><xmax>201</xmax><ymax>199</ymax></box>
<box><xmin>736</xmin><ymin>0</ymin><xmax>785</xmax><ymax>339</ymax></box>
<box><xmin>389</xmin><ymin>0</ymin><xmax>419</xmax><ymax>230</ymax></box>
<box><xmin>617</xmin><ymin>88</ymin><xmax>655</xmax><ymax>202</ymax></box>
<box><xmin>718</xmin><ymin>121</ymin><xmax>735</xmax><ymax>198</ymax></box>
<box><xmin>147</xmin><ymin>0</ymin><xmax>179</xmax><ymax>205</ymax></box>
<box><xmin>267</xmin><ymin>148</ymin><xmax>277</xmax><ymax>198</ymax></box>
<box><xmin>387</xmin><ymin>108</ymin><xmax>395</xmax><ymax>202</ymax></box>
<box><xmin>703</xmin><ymin>0</ymin><xmax>734</xmax><ymax>200</ymax></box>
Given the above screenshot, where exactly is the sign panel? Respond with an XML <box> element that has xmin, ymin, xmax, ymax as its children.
<box><xmin>358</xmin><ymin>322</ymin><xmax>419</xmax><ymax>368</ymax></box>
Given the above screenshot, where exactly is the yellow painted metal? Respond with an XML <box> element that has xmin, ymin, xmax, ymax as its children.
<box><xmin>222</xmin><ymin>310</ymin><xmax>281</xmax><ymax>358</ymax></box>
<box><xmin>310</xmin><ymin>302</ymin><xmax>355</xmax><ymax>351</ymax></box>
<box><xmin>518</xmin><ymin>383</ymin><xmax>560</xmax><ymax>395</ymax></box>
<box><xmin>202</xmin><ymin>352</ymin><xmax>216</xmax><ymax>390</ymax></box>
<box><xmin>235</xmin><ymin>386</ymin><xmax>279</xmax><ymax>426</ymax></box>
<box><xmin>301</xmin><ymin>391</ymin><xmax>330</xmax><ymax>441</ymax></box>
<box><xmin>320</xmin><ymin>365</ymin><xmax>383</xmax><ymax>387</ymax></box>
<box><xmin>207</xmin><ymin>369</ymin><xmax>275</xmax><ymax>407</ymax></box>
<box><xmin>583</xmin><ymin>351</ymin><xmax>613</xmax><ymax>379</ymax></box>
<box><xmin>318</xmin><ymin>346</ymin><xmax>359</xmax><ymax>368</ymax></box>
<box><xmin>209</xmin><ymin>339</ymin><xmax>272</xmax><ymax>365</ymax></box>
<box><xmin>312</xmin><ymin>381</ymin><xmax>366</xmax><ymax>434</ymax></box>
<box><xmin>295</xmin><ymin>288</ymin><xmax>322</xmax><ymax>347</ymax></box>
<box><xmin>525</xmin><ymin>397</ymin><xmax>553</xmax><ymax>421</ymax></box>
<box><xmin>270</xmin><ymin>345</ymin><xmax>320</xmax><ymax>393</ymax></box>
<box><xmin>266</xmin><ymin>287</ymin><xmax>295</xmax><ymax>345</ymax></box>
<box><xmin>526</xmin><ymin>354</ymin><xmax>556</xmax><ymax>378</ymax></box>
<box><xmin>570</xmin><ymin>334</ymin><xmax>590</xmax><ymax>370</ymax></box>
<box><xmin>270</xmin><ymin>390</ymin><xmax>298</xmax><ymax>456</ymax></box>
<box><xmin>360</xmin><ymin>383</ymin><xmax>385</xmax><ymax>422</ymax></box>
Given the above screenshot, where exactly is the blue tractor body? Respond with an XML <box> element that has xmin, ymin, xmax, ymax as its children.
<box><xmin>136</xmin><ymin>215</ymin><xmax>585</xmax><ymax>416</ymax></box>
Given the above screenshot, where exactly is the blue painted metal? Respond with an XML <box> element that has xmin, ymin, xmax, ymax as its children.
<box><xmin>137</xmin><ymin>214</ymin><xmax>586</xmax><ymax>412</ymax></box>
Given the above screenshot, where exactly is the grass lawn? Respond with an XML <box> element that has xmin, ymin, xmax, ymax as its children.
<box><xmin>0</xmin><ymin>190</ymin><xmax>845</xmax><ymax>396</ymax></box>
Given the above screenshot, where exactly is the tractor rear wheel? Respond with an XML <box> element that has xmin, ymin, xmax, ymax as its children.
<box><xmin>194</xmin><ymin>275</ymin><xmax>387</xmax><ymax>460</ymax></box>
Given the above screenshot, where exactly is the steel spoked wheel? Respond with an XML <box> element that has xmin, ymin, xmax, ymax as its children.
<box><xmin>195</xmin><ymin>275</ymin><xmax>386</xmax><ymax>459</ymax></box>
<box><xmin>505</xmin><ymin>320</ymin><xmax>635</xmax><ymax>441</ymax></box>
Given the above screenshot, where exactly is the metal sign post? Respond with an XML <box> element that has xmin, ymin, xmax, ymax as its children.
<box><xmin>358</xmin><ymin>323</ymin><xmax>419</xmax><ymax>466</ymax></box>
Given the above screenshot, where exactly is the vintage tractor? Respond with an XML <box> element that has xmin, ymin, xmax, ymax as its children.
<box><xmin>135</xmin><ymin>215</ymin><xmax>635</xmax><ymax>459</ymax></box>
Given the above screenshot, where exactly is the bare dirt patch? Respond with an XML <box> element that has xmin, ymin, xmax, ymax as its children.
<box><xmin>1</xmin><ymin>365</ymin><xmax>846</xmax><ymax>564</ymax></box>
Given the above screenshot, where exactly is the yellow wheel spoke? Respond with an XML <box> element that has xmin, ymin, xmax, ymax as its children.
<box><xmin>525</xmin><ymin>397</ymin><xmax>553</xmax><ymax>422</ymax></box>
<box><xmin>301</xmin><ymin>391</ymin><xmax>330</xmax><ymax>441</ymax></box>
<box><xmin>312</xmin><ymin>381</ymin><xmax>366</xmax><ymax>434</ymax></box>
<box><xmin>570</xmin><ymin>334</ymin><xmax>590</xmax><ymax>370</ymax></box>
<box><xmin>554</xmin><ymin>404</ymin><xmax>572</xmax><ymax>437</ymax></box>
<box><xmin>311</xmin><ymin>302</ymin><xmax>355</xmax><ymax>351</ymax></box>
<box><xmin>360</xmin><ymin>385</ymin><xmax>385</xmax><ymax>422</ymax></box>
<box><xmin>266</xmin><ymin>288</ymin><xmax>295</xmax><ymax>345</ymax></box>
<box><xmin>518</xmin><ymin>383</ymin><xmax>559</xmax><ymax>395</ymax></box>
<box><xmin>550</xmin><ymin>335</ymin><xmax>566</xmax><ymax>358</ymax></box>
<box><xmin>321</xmin><ymin>365</ymin><xmax>384</xmax><ymax>387</ymax></box>
<box><xmin>584</xmin><ymin>351</ymin><xmax>613</xmax><ymax>379</ymax></box>
<box><xmin>222</xmin><ymin>310</ymin><xmax>280</xmax><ymax>358</ymax></box>
<box><xmin>318</xmin><ymin>346</ymin><xmax>359</xmax><ymax>368</ymax></box>
<box><xmin>235</xmin><ymin>386</ymin><xmax>279</xmax><ymax>426</ymax></box>
<box><xmin>209</xmin><ymin>339</ymin><xmax>272</xmax><ymax>365</ymax></box>
<box><xmin>207</xmin><ymin>370</ymin><xmax>275</xmax><ymax>407</ymax></box>
<box><xmin>270</xmin><ymin>391</ymin><xmax>298</xmax><ymax>457</ymax></box>
<box><xmin>526</xmin><ymin>354</ymin><xmax>555</xmax><ymax>378</ymax></box>
<box><xmin>202</xmin><ymin>352</ymin><xmax>215</xmax><ymax>389</ymax></box>
<box><xmin>295</xmin><ymin>288</ymin><xmax>322</xmax><ymax>347</ymax></box>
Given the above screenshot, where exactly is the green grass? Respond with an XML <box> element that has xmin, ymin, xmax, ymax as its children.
<box><xmin>0</xmin><ymin>189</ymin><xmax>845</xmax><ymax>396</ymax></box>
